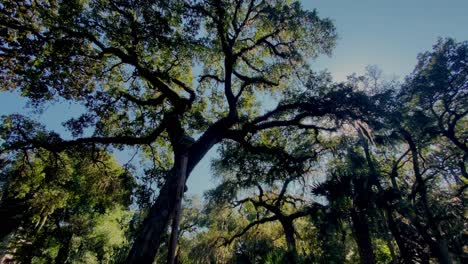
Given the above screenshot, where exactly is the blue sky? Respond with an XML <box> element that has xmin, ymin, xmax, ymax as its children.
<box><xmin>1</xmin><ymin>0</ymin><xmax>467</xmax><ymax>195</ymax></box>
<box><xmin>307</xmin><ymin>0</ymin><xmax>468</xmax><ymax>81</ymax></box>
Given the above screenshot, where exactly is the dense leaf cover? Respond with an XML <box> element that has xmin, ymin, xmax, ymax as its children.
<box><xmin>0</xmin><ymin>1</ymin><xmax>466</xmax><ymax>263</ymax></box>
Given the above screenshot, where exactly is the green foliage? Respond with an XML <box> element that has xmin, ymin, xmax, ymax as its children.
<box><xmin>0</xmin><ymin>0</ymin><xmax>466</xmax><ymax>263</ymax></box>
<box><xmin>0</xmin><ymin>148</ymin><xmax>134</xmax><ymax>262</ymax></box>
<box><xmin>71</xmin><ymin>206</ymin><xmax>133</xmax><ymax>264</ymax></box>
<box><xmin>372</xmin><ymin>239</ymin><xmax>392</xmax><ymax>264</ymax></box>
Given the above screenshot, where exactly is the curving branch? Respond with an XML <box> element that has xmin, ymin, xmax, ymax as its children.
<box><xmin>2</xmin><ymin>116</ymin><xmax>169</xmax><ymax>155</ymax></box>
<box><xmin>233</xmin><ymin>70</ymin><xmax>280</xmax><ymax>100</ymax></box>
<box><xmin>199</xmin><ymin>74</ymin><xmax>225</xmax><ymax>83</ymax></box>
<box><xmin>60</xmin><ymin>26</ymin><xmax>187</xmax><ymax>108</ymax></box>
<box><xmin>120</xmin><ymin>91</ymin><xmax>166</xmax><ymax>107</ymax></box>
<box><xmin>234</xmin><ymin>28</ymin><xmax>282</xmax><ymax>58</ymax></box>
<box><xmin>223</xmin><ymin>215</ymin><xmax>279</xmax><ymax>246</ymax></box>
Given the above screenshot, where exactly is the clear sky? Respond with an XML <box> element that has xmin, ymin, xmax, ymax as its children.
<box><xmin>307</xmin><ymin>0</ymin><xmax>468</xmax><ymax>81</ymax></box>
<box><xmin>1</xmin><ymin>0</ymin><xmax>467</xmax><ymax>195</ymax></box>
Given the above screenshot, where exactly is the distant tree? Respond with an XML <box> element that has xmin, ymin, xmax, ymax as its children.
<box><xmin>206</xmin><ymin>135</ymin><xmax>324</xmax><ymax>263</ymax></box>
<box><xmin>0</xmin><ymin>142</ymin><xmax>134</xmax><ymax>263</ymax></box>
<box><xmin>333</xmin><ymin>38</ymin><xmax>468</xmax><ymax>264</ymax></box>
<box><xmin>383</xmin><ymin>39</ymin><xmax>467</xmax><ymax>264</ymax></box>
<box><xmin>401</xmin><ymin>38</ymin><xmax>467</xmax><ymax>154</ymax></box>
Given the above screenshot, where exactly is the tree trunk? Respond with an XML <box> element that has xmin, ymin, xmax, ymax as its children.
<box><xmin>383</xmin><ymin>225</ymin><xmax>397</xmax><ymax>264</ymax></box>
<box><xmin>167</xmin><ymin>154</ymin><xmax>188</xmax><ymax>264</ymax></box>
<box><xmin>125</xmin><ymin>118</ymin><xmax>232</xmax><ymax>263</ymax></box>
<box><xmin>279</xmin><ymin>218</ymin><xmax>297</xmax><ymax>264</ymax></box>
<box><xmin>431</xmin><ymin>239</ymin><xmax>452</xmax><ymax>264</ymax></box>
<box><xmin>125</xmin><ymin>161</ymin><xmax>183</xmax><ymax>263</ymax></box>
<box><xmin>350</xmin><ymin>209</ymin><xmax>376</xmax><ymax>264</ymax></box>
<box><xmin>385</xmin><ymin>210</ymin><xmax>413</xmax><ymax>264</ymax></box>
<box><xmin>401</xmin><ymin>129</ymin><xmax>452</xmax><ymax>264</ymax></box>
<box><xmin>125</xmin><ymin>132</ymin><xmax>221</xmax><ymax>263</ymax></box>
<box><xmin>55</xmin><ymin>230</ymin><xmax>72</xmax><ymax>264</ymax></box>
<box><xmin>125</xmin><ymin>183</ymin><xmax>175</xmax><ymax>263</ymax></box>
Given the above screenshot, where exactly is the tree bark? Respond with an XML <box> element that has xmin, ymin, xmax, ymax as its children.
<box><xmin>167</xmin><ymin>154</ymin><xmax>188</xmax><ymax>264</ymax></box>
<box><xmin>432</xmin><ymin>239</ymin><xmax>452</xmax><ymax>264</ymax></box>
<box><xmin>279</xmin><ymin>218</ymin><xmax>297</xmax><ymax>263</ymax></box>
<box><xmin>401</xmin><ymin>129</ymin><xmax>452</xmax><ymax>264</ymax></box>
<box><xmin>385</xmin><ymin>210</ymin><xmax>414</xmax><ymax>264</ymax></box>
<box><xmin>350</xmin><ymin>209</ymin><xmax>376</xmax><ymax>264</ymax></box>
<box><xmin>125</xmin><ymin>151</ymin><xmax>191</xmax><ymax>264</ymax></box>
<box><xmin>55</xmin><ymin>230</ymin><xmax>72</xmax><ymax>264</ymax></box>
<box><xmin>125</xmin><ymin>172</ymin><xmax>178</xmax><ymax>264</ymax></box>
<box><xmin>125</xmin><ymin>123</ymin><xmax>226</xmax><ymax>263</ymax></box>
<box><xmin>349</xmin><ymin>140</ymin><xmax>376</xmax><ymax>264</ymax></box>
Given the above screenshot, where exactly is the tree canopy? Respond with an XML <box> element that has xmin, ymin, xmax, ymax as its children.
<box><xmin>0</xmin><ymin>1</ymin><xmax>466</xmax><ymax>263</ymax></box>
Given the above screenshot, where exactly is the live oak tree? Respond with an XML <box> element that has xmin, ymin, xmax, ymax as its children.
<box><xmin>199</xmin><ymin>39</ymin><xmax>467</xmax><ymax>264</ymax></box>
<box><xmin>2</xmin><ymin>0</ymin><xmax>465</xmax><ymax>263</ymax></box>
<box><xmin>0</xmin><ymin>0</ymin><xmax>355</xmax><ymax>262</ymax></box>
<box><xmin>206</xmin><ymin>132</ymin><xmax>325</xmax><ymax>263</ymax></box>
<box><xmin>202</xmin><ymin>71</ymin><xmax>386</xmax><ymax>263</ymax></box>
<box><xmin>348</xmin><ymin>41</ymin><xmax>465</xmax><ymax>264</ymax></box>
<box><xmin>396</xmin><ymin>42</ymin><xmax>466</xmax><ymax>264</ymax></box>
<box><xmin>182</xmin><ymin>200</ymin><xmax>286</xmax><ymax>263</ymax></box>
<box><xmin>324</xmin><ymin>40</ymin><xmax>467</xmax><ymax>264</ymax></box>
<box><xmin>400</xmin><ymin>39</ymin><xmax>467</xmax><ymax>155</ymax></box>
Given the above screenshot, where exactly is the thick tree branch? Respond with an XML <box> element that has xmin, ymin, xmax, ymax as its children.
<box><xmin>120</xmin><ymin>92</ymin><xmax>166</xmax><ymax>107</ymax></box>
<box><xmin>2</xmin><ymin>116</ymin><xmax>169</xmax><ymax>155</ymax></box>
<box><xmin>223</xmin><ymin>215</ymin><xmax>279</xmax><ymax>246</ymax></box>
